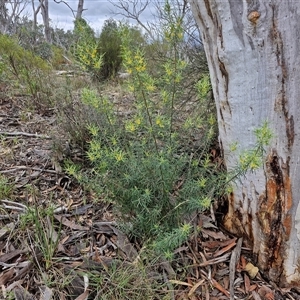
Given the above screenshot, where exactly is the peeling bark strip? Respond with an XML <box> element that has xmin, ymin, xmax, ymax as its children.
<box><xmin>257</xmin><ymin>152</ymin><xmax>284</xmax><ymax>281</ymax></box>
<box><xmin>203</xmin><ymin>0</ymin><xmax>213</xmax><ymax>20</ymax></box>
<box><xmin>218</xmin><ymin>59</ymin><xmax>228</xmax><ymax>94</ymax></box>
<box><xmin>286</xmin><ymin>116</ymin><xmax>294</xmax><ymax>149</ymax></box>
<box><xmin>264</xmin><ymin>152</ymin><xmax>292</xmax><ymax>281</ymax></box>
<box><xmin>189</xmin><ymin>0</ymin><xmax>300</xmax><ymax>286</ymax></box>
<box><xmin>270</xmin><ymin>5</ymin><xmax>294</xmax><ymax>150</ymax></box>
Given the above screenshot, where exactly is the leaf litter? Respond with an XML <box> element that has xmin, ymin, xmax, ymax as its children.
<box><xmin>0</xmin><ymin>94</ymin><xmax>297</xmax><ymax>299</ymax></box>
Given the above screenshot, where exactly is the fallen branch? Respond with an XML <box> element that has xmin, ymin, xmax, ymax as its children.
<box><xmin>0</xmin><ymin>131</ymin><xmax>51</xmax><ymax>139</ymax></box>
<box><xmin>195</xmin><ymin>252</ymin><xmax>231</xmax><ymax>267</ymax></box>
<box><xmin>230</xmin><ymin>237</ymin><xmax>243</xmax><ymax>299</ymax></box>
<box><xmin>1</xmin><ymin>199</ymin><xmax>27</xmax><ymax>212</ymax></box>
<box><xmin>0</xmin><ymin>214</ymin><xmax>21</xmax><ymax>220</ymax></box>
<box><xmin>0</xmin><ymin>166</ymin><xmax>61</xmax><ymax>174</ymax></box>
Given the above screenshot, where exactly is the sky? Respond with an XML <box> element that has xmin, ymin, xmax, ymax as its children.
<box><xmin>27</xmin><ymin>0</ymin><xmax>157</xmax><ymax>32</ymax></box>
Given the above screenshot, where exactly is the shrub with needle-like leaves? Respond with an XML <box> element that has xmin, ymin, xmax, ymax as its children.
<box><xmin>66</xmin><ymin>7</ymin><xmax>219</xmax><ymax>257</ymax></box>
<box><xmin>65</xmin><ymin>2</ymin><xmax>272</xmax><ymax>258</ymax></box>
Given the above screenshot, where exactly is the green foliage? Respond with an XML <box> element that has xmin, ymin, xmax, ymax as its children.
<box><xmin>62</xmin><ymin>7</ymin><xmax>273</xmax><ymax>261</ymax></box>
<box><xmin>11</xmin><ymin>17</ymin><xmax>71</xmax><ymax>66</ymax></box>
<box><xmin>66</xmin><ymin>13</ymin><xmax>220</xmax><ymax>257</ymax></box>
<box><xmin>0</xmin><ymin>175</ymin><xmax>14</xmax><ymax>199</ymax></box>
<box><xmin>73</xmin><ymin>18</ymin><xmax>95</xmax><ymax>42</ymax></box>
<box><xmin>195</xmin><ymin>74</ymin><xmax>211</xmax><ymax>98</ymax></box>
<box><xmin>226</xmin><ymin>121</ymin><xmax>273</xmax><ymax>188</ymax></box>
<box><xmin>254</xmin><ymin>121</ymin><xmax>273</xmax><ymax>146</ymax></box>
<box><xmin>16</xmin><ymin>17</ymin><xmax>45</xmax><ymax>50</ymax></box>
<box><xmin>20</xmin><ymin>204</ymin><xmax>61</xmax><ymax>270</ymax></box>
<box><xmin>0</xmin><ymin>34</ymin><xmax>53</xmax><ymax>111</ymax></box>
<box><xmin>51</xmin><ymin>27</ymin><xmax>75</xmax><ymax>51</ymax></box>
<box><xmin>72</xmin><ymin>18</ymin><xmax>103</xmax><ymax>80</ymax></box>
<box><xmin>97</xmin><ymin>19</ymin><xmax>123</xmax><ymax>79</ymax></box>
<box><xmin>15</xmin><ymin>17</ymin><xmax>51</xmax><ymax>60</ymax></box>
<box><xmin>239</xmin><ymin>122</ymin><xmax>273</xmax><ymax>171</ymax></box>
<box><xmin>72</xmin><ymin>18</ymin><xmax>145</xmax><ymax>81</ymax></box>
<box><xmin>139</xmin><ymin>0</ymin><xmax>208</xmax><ymax>82</ymax></box>
<box><xmin>88</xmin><ymin>261</ymin><xmax>167</xmax><ymax>299</ymax></box>
<box><xmin>15</xmin><ymin>16</ymin><xmax>75</xmax><ymax>56</ymax></box>
<box><xmin>50</xmin><ymin>45</ymin><xmax>67</xmax><ymax>68</ymax></box>
<box><xmin>33</xmin><ymin>42</ymin><xmax>53</xmax><ymax>60</ymax></box>
<box><xmin>153</xmin><ymin>223</ymin><xmax>192</xmax><ymax>259</ymax></box>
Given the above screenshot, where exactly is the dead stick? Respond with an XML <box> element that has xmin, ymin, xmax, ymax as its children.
<box><xmin>0</xmin><ymin>131</ymin><xmax>51</xmax><ymax>139</ymax></box>
<box><xmin>0</xmin><ymin>166</ymin><xmax>61</xmax><ymax>174</ymax></box>
<box><xmin>230</xmin><ymin>237</ymin><xmax>243</xmax><ymax>299</ymax></box>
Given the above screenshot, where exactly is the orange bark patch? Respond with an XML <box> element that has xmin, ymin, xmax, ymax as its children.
<box><xmin>223</xmin><ymin>150</ymin><xmax>293</xmax><ymax>285</ymax></box>
<box><xmin>282</xmin><ymin>176</ymin><xmax>292</xmax><ymax>237</ymax></box>
<box><xmin>282</xmin><ymin>214</ymin><xmax>292</xmax><ymax>237</ymax></box>
<box><xmin>247</xmin><ymin>11</ymin><xmax>260</xmax><ymax>24</ymax></box>
<box><xmin>256</xmin><ymin>151</ymin><xmax>293</xmax><ymax>282</ymax></box>
<box><xmin>266</xmin><ymin>179</ymin><xmax>277</xmax><ymax>212</ymax></box>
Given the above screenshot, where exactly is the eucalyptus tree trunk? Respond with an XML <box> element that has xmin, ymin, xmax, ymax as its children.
<box><xmin>76</xmin><ymin>0</ymin><xmax>84</xmax><ymax>20</ymax></box>
<box><xmin>32</xmin><ymin>0</ymin><xmax>41</xmax><ymax>40</ymax></box>
<box><xmin>39</xmin><ymin>0</ymin><xmax>51</xmax><ymax>43</ymax></box>
<box><xmin>188</xmin><ymin>0</ymin><xmax>300</xmax><ymax>287</ymax></box>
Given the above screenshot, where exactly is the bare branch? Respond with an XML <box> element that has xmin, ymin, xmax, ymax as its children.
<box><xmin>53</xmin><ymin>0</ymin><xmax>76</xmax><ymax>19</ymax></box>
<box><xmin>31</xmin><ymin>0</ymin><xmax>41</xmax><ymax>33</ymax></box>
<box><xmin>0</xmin><ymin>166</ymin><xmax>61</xmax><ymax>175</ymax></box>
<box><xmin>0</xmin><ymin>131</ymin><xmax>51</xmax><ymax>138</ymax></box>
<box><xmin>109</xmin><ymin>0</ymin><xmax>156</xmax><ymax>41</ymax></box>
<box><xmin>0</xmin><ymin>0</ymin><xmax>30</xmax><ymax>34</ymax></box>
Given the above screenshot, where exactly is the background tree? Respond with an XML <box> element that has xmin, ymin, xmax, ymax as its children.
<box><xmin>51</xmin><ymin>27</ymin><xmax>74</xmax><ymax>50</ymax></box>
<box><xmin>0</xmin><ymin>0</ymin><xmax>29</xmax><ymax>34</ymax></box>
<box><xmin>39</xmin><ymin>0</ymin><xmax>51</xmax><ymax>42</ymax></box>
<box><xmin>188</xmin><ymin>0</ymin><xmax>300</xmax><ymax>287</ymax></box>
<box><xmin>0</xmin><ymin>0</ymin><xmax>9</xmax><ymax>33</ymax></box>
<box><xmin>15</xmin><ymin>16</ymin><xmax>44</xmax><ymax>49</ymax></box>
<box><xmin>31</xmin><ymin>0</ymin><xmax>40</xmax><ymax>35</ymax></box>
<box><xmin>53</xmin><ymin>0</ymin><xmax>86</xmax><ymax>20</ymax></box>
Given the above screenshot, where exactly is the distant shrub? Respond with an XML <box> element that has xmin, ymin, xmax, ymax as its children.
<box><xmin>73</xmin><ymin>18</ymin><xmax>96</xmax><ymax>43</ymax></box>
<box><xmin>73</xmin><ymin>18</ymin><xmax>145</xmax><ymax>81</ymax></box>
<box><xmin>0</xmin><ymin>34</ymin><xmax>53</xmax><ymax>111</ymax></box>
<box><xmin>97</xmin><ymin>19</ymin><xmax>123</xmax><ymax>80</ymax></box>
<box><xmin>34</xmin><ymin>42</ymin><xmax>53</xmax><ymax>60</ymax></box>
<box><xmin>72</xmin><ymin>18</ymin><xmax>103</xmax><ymax>80</ymax></box>
<box><xmin>50</xmin><ymin>45</ymin><xmax>68</xmax><ymax>69</ymax></box>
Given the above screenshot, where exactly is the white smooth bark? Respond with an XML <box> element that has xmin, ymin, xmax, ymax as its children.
<box><xmin>188</xmin><ymin>0</ymin><xmax>300</xmax><ymax>287</ymax></box>
<box><xmin>39</xmin><ymin>0</ymin><xmax>51</xmax><ymax>43</ymax></box>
